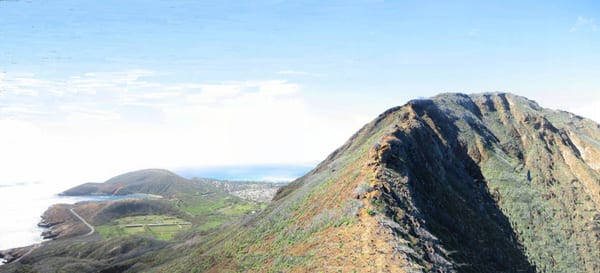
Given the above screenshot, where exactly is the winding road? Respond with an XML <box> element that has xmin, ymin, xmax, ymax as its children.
<box><xmin>70</xmin><ymin>208</ymin><xmax>95</xmax><ymax>237</ymax></box>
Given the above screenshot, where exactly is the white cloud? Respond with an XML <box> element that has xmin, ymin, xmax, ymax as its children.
<box><xmin>570</xmin><ymin>16</ymin><xmax>598</xmax><ymax>32</ymax></box>
<box><xmin>251</xmin><ymin>80</ymin><xmax>299</xmax><ymax>96</ymax></box>
<box><xmin>467</xmin><ymin>29</ymin><xmax>479</xmax><ymax>38</ymax></box>
<box><xmin>0</xmin><ymin>71</ymin><xmax>369</xmax><ymax>188</ymax></box>
<box><xmin>277</xmin><ymin>70</ymin><xmax>309</xmax><ymax>75</ymax></box>
<box><xmin>59</xmin><ymin>105</ymin><xmax>122</xmax><ymax>121</ymax></box>
<box><xmin>0</xmin><ymin>105</ymin><xmax>48</xmax><ymax>115</ymax></box>
<box><xmin>184</xmin><ymin>85</ymin><xmax>241</xmax><ymax>105</ymax></box>
<box><xmin>276</xmin><ymin>70</ymin><xmax>325</xmax><ymax>77</ymax></box>
<box><xmin>566</xmin><ymin>101</ymin><xmax>600</xmax><ymax>124</ymax></box>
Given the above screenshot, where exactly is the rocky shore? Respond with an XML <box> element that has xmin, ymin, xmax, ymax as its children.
<box><xmin>37</xmin><ymin>216</ymin><xmax>60</xmax><ymax>240</ymax></box>
<box><xmin>0</xmin><ymin>244</ymin><xmax>36</xmax><ymax>264</ymax></box>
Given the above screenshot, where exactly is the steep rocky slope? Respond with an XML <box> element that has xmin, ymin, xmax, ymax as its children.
<box><xmin>158</xmin><ymin>93</ymin><xmax>600</xmax><ymax>273</ymax></box>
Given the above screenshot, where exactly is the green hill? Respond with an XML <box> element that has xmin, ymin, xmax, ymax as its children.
<box><xmin>61</xmin><ymin>169</ymin><xmax>210</xmax><ymax>197</ymax></box>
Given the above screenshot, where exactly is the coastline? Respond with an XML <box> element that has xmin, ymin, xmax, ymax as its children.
<box><xmin>0</xmin><ymin>192</ymin><xmax>160</xmax><ymax>264</ymax></box>
<box><xmin>0</xmin><ymin>243</ymin><xmax>40</xmax><ymax>265</ymax></box>
<box><xmin>0</xmin><ymin>183</ymin><xmax>68</xmax><ymax>252</ymax></box>
<box><xmin>0</xmin><ymin>202</ymin><xmax>71</xmax><ymax>265</ymax></box>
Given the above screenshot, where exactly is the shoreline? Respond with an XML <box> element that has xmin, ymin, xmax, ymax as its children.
<box><xmin>0</xmin><ymin>205</ymin><xmax>59</xmax><ymax>265</ymax></box>
<box><xmin>0</xmin><ymin>193</ymin><xmax>160</xmax><ymax>264</ymax></box>
<box><xmin>0</xmin><ymin>243</ymin><xmax>39</xmax><ymax>265</ymax></box>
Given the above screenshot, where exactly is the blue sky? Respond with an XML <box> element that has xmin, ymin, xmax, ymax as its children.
<box><xmin>0</xmin><ymin>0</ymin><xmax>599</xmax><ymax>185</ymax></box>
<box><xmin>3</xmin><ymin>1</ymin><xmax>599</xmax><ymax>88</ymax></box>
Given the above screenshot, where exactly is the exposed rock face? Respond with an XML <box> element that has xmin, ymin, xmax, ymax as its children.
<box><xmin>367</xmin><ymin>95</ymin><xmax>533</xmax><ymax>272</ymax></box>
<box><xmin>38</xmin><ymin>204</ymin><xmax>87</xmax><ymax>240</ymax></box>
<box><xmin>366</xmin><ymin>93</ymin><xmax>600</xmax><ymax>273</ymax></box>
<box><xmin>166</xmin><ymin>93</ymin><xmax>600</xmax><ymax>273</ymax></box>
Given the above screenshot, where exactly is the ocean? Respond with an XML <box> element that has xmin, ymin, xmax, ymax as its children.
<box><xmin>0</xmin><ymin>182</ymin><xmax>85</xmax><ymax>250</ymax></box>
<box><xmin>0</xmin><ymin>182</ymin><xmax>158</xmax><ymax>251</ymax></box>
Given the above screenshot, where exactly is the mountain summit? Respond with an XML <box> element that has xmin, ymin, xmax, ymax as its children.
<box><xmin>161</xmin><ymin>93</ymin><xmax>600</xmax><ymax>273</ymax></box>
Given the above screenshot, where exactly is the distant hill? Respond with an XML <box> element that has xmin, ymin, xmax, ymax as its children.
<box><xmin>61</xmin><ymin>169</ymin><xmax>216</xmax><ymax>197</ymax></box>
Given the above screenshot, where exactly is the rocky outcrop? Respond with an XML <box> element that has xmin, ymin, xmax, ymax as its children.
<box><xmin>36</xmin><ymin>204</ymin><xmax>88</xmax><ymax>240</ymax></box>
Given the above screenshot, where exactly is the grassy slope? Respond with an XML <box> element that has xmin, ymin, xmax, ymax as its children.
<box><xmin>97</xmin><ymin>215</ymin><xmax>192</xmax><ymax>241</ymax></box>
<box><xmin>155</xmin><ymin>107</ymin><xmax>422</xmax><ymax>272</ymax></box>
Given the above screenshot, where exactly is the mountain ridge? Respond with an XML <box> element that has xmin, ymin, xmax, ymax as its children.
<box><xmin>159</xmin><ymin>92</ymin><xmax>600</xmax><ymax>273</ymax></box>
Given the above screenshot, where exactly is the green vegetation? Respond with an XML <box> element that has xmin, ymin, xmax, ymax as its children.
<box><xmin>179</xmin><ymin>194</ymin><xmax>229</xmax><ymax>215</ymax></box>
<box><xmin>366</xmin><ymin>208</ymin><xmax>376</xmax><ymax>216</ymax></box>
<box><xmin>93</xmin><ymin>193</ymin><xmax>267</xmax><ymax>242</ymax></box>
<box><xmin>478</xmin><ymin>104</ymin><xmax>600</xmax><ymax>273</ymax></box>
<box><xmin>98</xmin><ymin>215</ymin><xmax>191</xmax><ymax>241</ymax></box>
<box><xmin>175</xmin><ymin>192</ymin><xmax>265</xmax><ymax>236</ymax></box>
<box><xmin>61</xmin><ymin>169</ymin><xmax>206</xmax><ymax>197</ymax></box>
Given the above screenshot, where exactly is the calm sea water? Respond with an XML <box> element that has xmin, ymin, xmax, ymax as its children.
<box><xmin>0</xmin><ymin>183</ymin><xmax>156</xmax><ymax>251</ymax></box>
<box><xmin>0</xmin><ymin>165</ymin><xmax>312</xmax><ymax>251</ymax></box>
<box><xmin>0</xmin><ymin>182</ymin><xmax>81</xmax><ymax>250</ymax></box>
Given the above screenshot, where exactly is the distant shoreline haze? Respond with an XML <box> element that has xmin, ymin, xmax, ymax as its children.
<box><xmin>174</xmin><ymin>164</ymin><xmax>315</xmax><ymax>182</ymax></box>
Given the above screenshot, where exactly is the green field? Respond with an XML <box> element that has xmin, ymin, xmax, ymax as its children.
<box><xmin>176</xmin><ymin>193</ymin><xmax>267</xmax><ymax>233</ymax></box>
<box><xmin>98</xmin><ymin>215</ymin><xmax>192</xmax><ymax>241</ymax></box>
